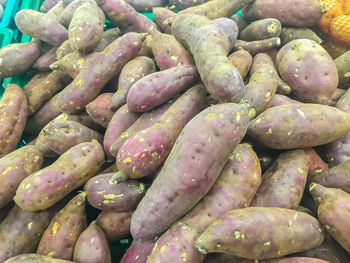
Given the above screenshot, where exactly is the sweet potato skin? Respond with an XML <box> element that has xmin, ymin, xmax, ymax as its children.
<box><xmin>334</xmin><ymin>50</ymin><xmax>350</xmax><ymax>89</ymax></box>
<box><xmin>153</xmin><ymin>7</ymin><xmax>176</xmax><ymax>34</ymax></box>
<box><xmin>227</xmin><ymin>49</ymin><xmax>253</xmax><ymax>79</ymax></box>
<box><xmin>94</xmin><ymin>28</ymin><xmax>122</xmax><ymax>52</ymax></box>
<box><xmin>213</xmin><ymin>18</ymin><xmax>239</xmax><ymax>51</ymax></box>
<box><xmin>120</xmin><ymin>240</ymin><xmax>155</xmax><ymax>263</ymax></box>
<box><xmin>32</xmin><ymin>47</ymin><xmax>58</xmax><ymax>72</ymax></box>
<box><xmin>41</xmin><ymin>0</ymin><xmax>61</xmax><ymax>12</ymax></box>
<box><xmin>271</xmin><ymin>94</ymin><xmax>300</xmax><ymax>107</ymax></box>
<box><xmin>281</xmin><ymin>27</ymin><xmax>323</xmax><ymax>45</ymax></box>
<box><xmin>4</xmin><ymin>254</ymin><xmax>75</xmax><ymax>263</ymax></box>
<box><xmin>196</xmin><ymin>207</ymin><xmax>324</xmax><ymax>259</ymax></box>
<box><xmin>86</xmin><ymin>93</ymin><xmax>115</xmax><ymax>128</ymax></box>
<box><xmin>59</xmin><ymin>0</ymin><xmax>92</xmax><ymax>27</ymax></box>
<box><xmin>130</xmin><ymin>103</ymin><xmax>249</xmax><ymax>241</ymax></box>
<box><xmin>234</xmin><ymin>37</ymin><xmax>281</xmax><ymax>56</ymax></box>
<box><xmin>303</xmin><ymin>147</ymin><xmax>328</xmax><ymax>176</ymax></box>
<box><xmin>262</xmin><ymin>258</ymin><xmax>330</xmax><ymax>263</ymax></box>
<box><xmin>240</xmin><ymin>18</ymin><xmax>282</xmax><ymax>41</ymax></box>
<box><xmin>50</xmin><ymin>52</ymin><xmax>84</xmax><ymax>79</ymax></box>
<box><xmin>169</xmin><ymin>0</ymin><xmax>208</xmax><ymax>9</ymax></box>
<box><xmin>125</xmin><ymin>0</ymin><xmax>167</xmax><ymax>11</ymax></box>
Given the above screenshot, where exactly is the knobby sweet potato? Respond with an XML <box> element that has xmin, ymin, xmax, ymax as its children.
<box><xmin>234</xmin><ymin>37</ymin><xmax>281</xmax><ymax>56</ymax></box>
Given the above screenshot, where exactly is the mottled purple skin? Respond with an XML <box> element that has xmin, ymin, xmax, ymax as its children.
<box><xmin>55</xmin><ymin>33</ymin><xmax>145</xmax><ymax>114</ymax></box>
<box><xmin>228</xmin><ymin>49</ymin><xmax>253</xmax><ymax>79</ymax></box>
<box><xmin>262</xmin><ymin>258</ymin><xmax>330</xmax><ymax>263</ymax></box>
<box><xmin>242</xmin><ymin>0</ymin><xmax>322</xmax><ymax>27</ymax></box>
<box><xmin>86</xmin><ymin>93</ymin><xmax>115</xmax><ymax>128</ymax></box>
<box><xmin>47</xmin><ymin>1</ymin><xmax>66</xmax><ymax>21</ymax></box>
<box><xmin>234</xmin><ymin>38</ymin><xmax>281</xmax><ymax>56</ymax></box>
<box><xmin>24</xmin><ymin>70</ymin><xmax>71</xmax><ymax>115</ymax></box>
<box><xmin>96</xmin><ymin>0</ymin><xmax>158</xmax><ymax>33</ymax></box>
<box><xmin>169</xmin><ymin>0</ymin><xmax>208</xmax><ymax>9</ymax></box>
<box><xmin>0</xmin><ymin>40</ymin><xmax>41</xmax><ymax>78</ymax></box>
<box><xmin>196</xmin><ymin>207</ymin><xmax>325</xmax><ymax>259</ymax></box>
<box><xmin>213</xmin><ymin>18</ymin><xmax>239</xmax><ymax>52</ymax></box>
<box><xmin>172</xmin><ymin>14</ymin><xmax>244</xmax><ymax>103</ymax></box>
<box><xmin>23</xmin><ymin>73</ymin><xmax>50</xmax><ymax>93</ymax></box>
<box><xmin>240</xmin><ymin>18</ymin><xmax>282</xmax><ymax>41</ymax></box>
<box><xmin>230</xmin><ymin>14</ymin><xmax>249</xmax><ymax>32</ymax></box>
<box><xmin>0</xmin><ymin>205</ymin><xmax>57</xmax><ymax>263</ymax></box>
<box><xmin>125</xmin><ymin>0</ymin><xmax>168</xmax><ymax>11</ymax></box>
<box><xmin>276</xmin><ymin>78</ymin><xmax>292</xmax><ymax>95</ymax></box>
<box><xmin>335</xmin><ymin>51</ymin><xmax>350</xmax><ymax>90</ymax></box>
<box><xmin>14</xmin><ymin>141</ymin><xmax>105</xmax><ymax>211</ymax></box>
<box><xmin>303</xmin><ymin>147</ymin><xmax>328</xmax><ymax>176</ymax></box>
<box><xmin>127</xmin><ymin>65</ymin><xmax>199</xmax><ymax>112</ymax></box>
<box><xmin>276</xmin><ymin>39</ymin><xmax>338</xmax><ymax>105</ymax></box>
<box><xmin>330</xmin><ymin>89</ymin><xmax>346</xmax><ymax>106</ymax></box>
<box><xmin>37</xmin><ymin>192</ymin><xmax>87</xmax><ymax>260</ymax></box>
<box><xmin>94</xmin><ymin>28</ymin><xmax>122</xmax><ymax>52</ymax></box>
<box><xmin>281</xmin><ymin>27</ymin><xmax>323</xmax><ymax>45</ymax></box>
<box><xmin>96</xmin><ymin>210</ymin><xmax>132</xmax><ymax>242</ymax></box>
<box><xmin>63</xmin><ymin>112</ymin><xmax>103</xmax><ymax>131</ymax></box>
<box><xmin>41</xmin><ymin>0</ymin><xmax>60</xmax><ymax>12</ymax></box>
<box><xmin>247</xmin><ymin>104</ymin><xmax>350</xmax><ymax>149</ymax></box>
<box><xmin>150</xmin><ymin>28</ymin><xmax>194</xmax><ymax>71</ymax></box>
<box><xmin>59</xmin><ymin>0</ymin><xmax>93</xmax><ymax>27</ymax></box>
<box><xmin>309</xmin><ymin>184</ymin><xmax>350</xmax><ymax>253</ymax></box>
<box><xmin>73</xmin><ymin>221</ymin><xmax>111</xmax><ymax>263</ymax></box>
<box><xmin>109</xmin><ymin>56</ymin><xmax>156</xmax><ymax>111</ymax></box>
<box><xmin>271</xmin><ymin>94</ymin><xmax>300</xmax><ymax>107</ymax></box>
<box><xmin>153</xmin><ymin>7</ymin><xmax>176</xmax><ymax>34</ymax></box>
<box><xmin>15</xmin><ymin>10</ymin><xmax>68</xmax><ymax>46</ymax></box>
<box><xmin>137</xmin><ymin>34</ymin><xmax>153</xmax><ymax>57</ymax></box>
<box><xmin>147</xmin><ymin>144</ymin><xmax>262</xmax><ymax>263</ymax></box>
<box><xmin>120</xmin><ymin>240</ymin><xmax>155</xmax><ymax>263</ymax></box>
<box><xmin>85</xmin><ymin>173</ymin><xmax>146</xmax><ymax>211</ymax></box>
<box><xmin>104</xmin><ymin>104</ymin><xmax>141</xmax><ymax>159</ymax></box>
<box><xmin>110</xmin><ymin>102</ymin><xmax>171</xmax><ymax>157</ymax></box>
<box><xmin>56</xmin><ymin>40</ymin><xmax>73</xmax><ymax>60</ymax></box>
<box><xmin>251</xmin><ymin>150</ymin><xmax>308</xmax><ymax>209</ymax></box>
<box><xmin>130</xmin><ymin>103</ymin><xmax>249</xmax><ymax>241</ymax></box>
<box><xmin>68</xmin><ymin>2</ymin><xmax>105</xmax><ymax>54</ymax></box>
<box><xmin>0</xmin><ymin>146</ymin><xmax>43</xmax><ymax>209</ymax></box>
<box><xmin>50</xmin><ymin>52</ymin><xmax>85</xmax><ymax>79</ymax></box>
<box><xmin>0</xmin><ymin>84</ymin><xmax>28</xmax><ymax>157</ymax></box>
<box><xmin>32</xmin><ymin>47</ymin><xmax>58</xmax><ymax>72</ymax></box>
<box><xmin>5</xmin><ymin>254</ymin><xmax>75</xmax><ymax>263</ymax></box>
<box><xmin>118</xmin><ymin>84</ymin><xmax>206</xmax><ymax>179</ymax></box>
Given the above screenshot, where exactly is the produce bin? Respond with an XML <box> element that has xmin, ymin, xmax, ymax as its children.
<box><xmin>0</xmin><ymin>0</ymin><xmax>21</xmax><ymax>29</ymax></box>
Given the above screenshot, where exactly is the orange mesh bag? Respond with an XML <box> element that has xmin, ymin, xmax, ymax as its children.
<box><xmin>342</xmin><ymin>0</ymin><xmax>350</xmax><ymax>14</ymax></box>
<box><xmin>320</xmin><ymin>0</ymin><xmax>344</xmax><ymax>34</ymax></box>
<box><xmin>330</xmin><ymin>15</ymin><xmax>350</xmax><ymax>43</ymax></box>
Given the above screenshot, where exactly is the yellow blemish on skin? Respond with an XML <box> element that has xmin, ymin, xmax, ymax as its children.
<box><xmin>159</xmin><ymin>245</ymin><xmax>167</xmax><ymax>253</ymax></box>
<box><xmin>52</xmin><ymin>222</ymin><xmax>60</xmax><ymax>235</ymax></box>
<box><xmin>135</xmin><ymin>255</ymin><xmax>140</xmax><ymax>260</ymax></box>
<box><xmin>243</xmin><ymin>166</ymin><xmax>247</xmax><ymax>169</ymax></box>
<box><xmin>256</xmin><ymin>118</ymin><xmax>261</xmax><ymax>124</ymax></box>
<box><xmin>309</xmin><ymin>183</ymin><xmax>317</xmax><ymax>191</ymax></box>
<box><xmin>25</xmin><ymin>184</ymin><xmax>31</xmax><ymax>189</ymax></box>
<box><xmin>181</xmin><ymin>252</ymin><xmax>187</xmax><ymax>262</ymax></box>
<box><xmin>288</xmin><ymin>131</ymin><xmax>292</xmax><ymax>136</ymax></box>
<box><xmin>97</xmin><ymin>190</ymin><xmax>106</xmax><ymax>194</ymax></box>
<box><xmin>69</xmin><ymin>101</ymin><xmax>74</xmax><ymax>105</ymax></box>
<box><xmin>133</xmin><ymin>41</ymin><xmax>139</xmax><ymax>45</ymax></box>
<box><xmin>205</xmin><ymin>112</ymin><xmax>215</xmax><ymax>120</ymax></box>
<box><xmin>134</xmin><ymin>152</ymin><xmax>141</xmax><ymax>157</ymax></box>
<box><xmin>297</xmin><ymin>109</ymin><xmax>306</xmax><ymax>119</ymax></box>
<box><xmin>132</xmin><ymin>166</ymin><xmax>136</xmax><ymax>173</ymax></box>
<box><xmin>234</xmin><ymin>230</ymin><xmax>244</xmax><ymax>240</ymax></box>
<box><xmin>253</xmin><ymin>173</ymin><xmax>258</xmax><ymax>179</ymax></box>
<box><xmin>76</xmin><ymin>106</ymin><xmax>81</xmax><ymax>110</ymax></box>
<box><xmin>344</xmin><ymin>72</ymin><xmax>350</xmax><ymax>77</ymax></box>
<box><xmin>267</xmin><ymin>22</ymin><xmax>278</xmax><ymax>33</ymax></box>
<box><xmin>103</xmin><ymin>200</ymin><xmax>111</xmax><ymax>204</ymax></box>
<box><xmin>266</xmin><ymin>92</ymin><xmax>271</xmax><ymax>98</ymax></box>
<box><xmin>57</xmin><ymin>186</ymin><xmax>62</xmax><ymax>191</ymax></box>
<box><xmin>123</xmin><ymin>157</ymin><xmax>132</xmax><ymax>164</ymax></box>
<box><xmin>314</xmin><ymin>168</ymin><xmax>323</xmax><ymax>174</ymax></box>
<box><xmin>170</xmin><ymin>55</ymin><xmax>179</xmax><ymax>60</ymax></box>
<box><xmin>152</xmin><ymin>152</ymin><xmax>159</xmax><ymax>158</ymax></box>
<box><xmin>141</xmin><ymin>153</ymin><xmax>146</xmax><ymax>158</ymax></box>
<box><xmin>298</xmin><ymin>168</ymin><xmax>304</xmax><ymax>174</ymax></box>
<box><xmin>75</xmin><ymin>79</ymin><xmax>82</xmax><ymax>87</ymax></box>
<box><xmin>236</xmin><ymin>111</ymin><xmax>241</xmax><ymax>121</ymax></box>
<box><xmin>27</xmin><ymin>222</ymin><xmax>33</xmax><ymax>230</ymax></box>
<box><xmin>264</xmin><ymin>242</ymin><xmax>271</xmax><ymax>246</ymax></box>
<box><xmin>2</xmin><ymin>166</ymin><xmax>12</xmax><ymax>175</ymax></box>
<box><xmin>208</xmin><ymin>137</ymin><xmax>212</xmax><ymax>142</ymax></box>
<box><xmin>219</xmin><ymin>113</ymin><xmax>224</xmax><ymax>118</ymax></box>
<box><xmin>228</xmin><ymin>154</ymin><xmax>235</xmax><ymax>160</ymax></box>
<box><xmin>139</xmin><ymin>137</ymin><xmax>145</xmax><ymax>142</ymax></box>
<box><xmin>104</xmin><ymin>194</ymin><xmax>124</xmax><ymax>199</ymax></box>
<box><xmin>47</xmin><ymin>251</ymin><xmax>55</xmax><ymax>257</ymax></box>
<box><xmin>266</xmin><ymin>128</ymin><xmax>272</xmax><ymax>134</ymax></box>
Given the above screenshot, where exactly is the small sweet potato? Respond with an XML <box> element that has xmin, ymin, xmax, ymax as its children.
<box><xmin>94</xmin><ymin>28</ymin><xmax>122</xmax><ymax>52</ymax></box>
<box><xmin>86</xmin><ymin>93</ymin><xmax>115</xmax><ymax>128</ymax></box>
<box><xmin>240</xmin><ymin>18</ymin><xmax>282</xmax><ymax>41</ymax></box>
<box><xmin>169</xmin><ymin>0</ymin><xmax>208</xmax><ymax>9</ymax></box>
<box><xmin>32</xmin><ymin>47</ymin><xmax>58</xmax><ymax>72</ymax></box>
<box><xmin>120</xmin><ymin>240</ymin><xmax>155</xmax><ymax>263</ymax></box>
<box><xmin>153</xmin><ymin>7</ymin><xmax>176</xmax><ymax>34</ymax></box>
<box><xmin>303</xmin><ymin>147</ymin><xmax>328</xmax><ymax>176</ymax></box>
<box><xmin>59</xmin><ymin>0</ymin><xmax>93</xmax><ymax>27</ymax></box>
<box><xmin>5</xmin><ymin>254</ymin><xmax>74</xmax><ymax>263</ymax></box>
<box><xmin>334</xmin><ymin>50</ymin><xmax>350</xmax><ymax>89</ymax></box>
<box><xmin>56</xmin><ymin>40</ymin><xmax>73</xmax><ymax>60</ymax></box>
<box><xmin>125</xmin><ymin>0</ymin><xmax>168</xmax><ymax>11</ymax></box>
<box><xmin>41</xmin><ymin>0</ymin><xmax>60</xmax><ymax>12</ymax></box>
<box><xmin>46</xmin><ymin>0</ymin><xmax>65</xmax><ymax>20</ymax></box>
<box><xmin>234</xmin><ymin>37</ymin><xmax>281</xmax><ymax>56</ymax></box>
<box><xmin>227</xmin><ymin>49</ymin><xmax>253</xmax><ymax>79</ymax></box>
<box><xmin>136</xmin><ymin>34</ymin><xmax>153</xmax><ymax>57</ymax></box>
<box><xmin>50</xmin><ymin>52</ymin><xmax>85</xmax><ymax>79</ymax></box>
<box><xmin>230</xmin><ymin>14</ymin><xmax>249</xmax><ymax>32</ymax></box>
<box><xmin>281</xmin><ymin>27</ymin><xmax>323</xmax><ymax>45</ymax></box>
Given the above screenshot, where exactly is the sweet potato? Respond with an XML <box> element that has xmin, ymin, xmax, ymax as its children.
<box><xmin>23</xmin><ymin>73</ymin><xmax>50</xmax><ymax>92</ymax></box>
<box><xmin>0</xmin><ymin>84</ymin><xmax>28</xmax><ymax>157</ymax></box>
<box><xmin>147</xmin><ymin>144</ymin><xmax>262</xmax><ymax>263</ymax></box>
<box><xmin>195</xmin><ymin>207</ymin><xmax>324</xmax><ymax>259</ymax></box>
<box><xmin>276</xmin><ymin>39</ymin><xmax>338</xmax><ymax>105</ymax></box>
<box><xmin>127</xmin><ymin>65</ymin><xmax>198</xmax><ymax>112</ymax></box>
<box><xmin>37</xmin><ymin>192</ymin><xmax>87</xmax><ymax>260</ymax></box>
<box><xmin>125</xmin><ymin>0</ymin><xmax>168</xmax><ymax>11</ymax></box>
<box><xmin>86</xmin><ymin>93</ymin><xmax>115</xmax><ymax>128</ymax></box>
<box><xmin>117</xmin><ymin>84</ymin><xmax>206</xmax><ymax>179</ymax></box>
<box><xmin>227</xmin><ymin>49</ymin><xmax>252</xmax><ymax>79</ymax></box>
<box><xmin>59</xmin><ymin>0</ymin><xmax>93</xmax><ymax>27</ymax></box>
<box><xmin>32</xmin><ymin>47</ymin><xmax>58</xmax><ymax>72</ymax></box>
<box><xmin>281</xmin><ymin>27</ymin><xmax>323</xmax><ymax>45</ymax></box>
<box><xmin>240</xmin><ymin>18</ymin><xmax>282</xmax><ymax>41</ymax></box>
<box><xmin>270</xmin><ymin>94</ymin><xmax>300</xmax><ymax>107</ymax></box>
<box><xmin>153</xmin><ymin>7</ymin><xmax>176</xmax><ymax>34</ymax></box>
<box><xmin>14</xmin><ymin>141</ymin><xmax>105</xmax><ymax>211</ymax></box>
<box><xmin>230</xmin><ymin>14</ymin><xmax>249</xmax><ymax>32</ymax></box>
<box><xmin>247</xmin><ymin>104</ymin><xmax>350</xmax><ymax>149</ymax></box>
<box><xmin>262</xmin><ymin>258</ymin><xmax>330</xmax><ymax>263</ymax></box>
<box><xmin>54</xmin><ymin>32</ymin><xmax>145</xmax><ymax>114</ymax></box>
<box><xmin>35</xmin><ymin>123</ymin><xmax>58</xmax><ymax>158</ymax></box>
<box><xmin>234</xmin><ymin>37</ymin><xmax>281</xmax><ymax>56</ymax></box>
<box><xmin>15</xmin><ymin>10</ymin><xmax>68</xmax><ymax>46</ymax></box>
<box><xmin>204</xmin><ymin>254</ymin><xmax>254</xmax><ymax>263</ymax></box>
<box><xmin>56</xmin><ymin>40</ymin><xmax>73</xmax><ymax>60</ymax></box>
<box><xmin>109</xmin><ymin>56</ymin><xmax>156</xmax><ymax>111</ymax></box>
<box><xmin>213</xmin><ymin>18</ymin><xmax>239</xmax><ymax>51</ymax></box>
<box><xmin>130</xmin><ymin>103</ymin><xmax>249</xmax><ymax>241</ymax></box>
<box><xmin>258</xmin><ymin>152</ymin><xmax>276</xmax><ymax>172</ymax></box>
<box><xmin>242</xmin><ymin>0</ymin><xmax>323</xmax><ymax>27</ymax></box>
<box><xmin>136</xmin><ymin>34</ymin><xmax>153</xmax><ymax>57</ymax></box>
<box><xmin>309</xmin><ymin>183</ymin><xmax>350</xmax><ymax>253</ymax></box>
<box><xmin>172</xmin><ymin>14</ymin><xmax>244</xmax><ymax>103</ymax></box>
<box><xmin>334</xmin><ymin>50</ymin><xmax>350</xmax><ymax>89</ymax></box>
<box><xmin>41</xmin><ymin>0</ymin><xmax>60</xmax><ymax>12</ymax></box>
<box><xmin>94</xmin><ymin>28</ymin><xmax>122</xmax><ymax>52</ymax></box>
<box><xmin>120</xmin><ymin>240</ymin><xmax>155</xmax><ymax>263</ymax></box>
<box><xmin>50</xmin><ymin>52</ymin><xmax>84</xmax><ymax>79</ymax></box>
<box><xmin>303</xmin><ymin>147</ymin><xmax>328</xmax><ymax>176</ymax></box>
<box><xmin>169</xmin><ymin>0</ymin><xmax>208</xmax><ymax>9</ymax></box>
<box><xmin>250</xmin><ymin>150</ymin><xmax>308</xmax><ymax>209</ymax></box>
<box><xmin>331</xmin><ymin>89</ymin><xmax>346</xmax><ymax>105</ymax></box>
<box><xmin>73</xmin><ymin>221</ymin><xmax>111</xmax><ymax>263</ymax></box>
<box><xmin>104</xmin><ymin>104</ymin><xmax>141</xmax><ymax>159</ymax></box>
<box><xmin>96</xmin><ymin>210</ymin><xmax>133</xmax><ymax>242</ymax></box>
<box><xmin>276</xmin><ymin>79</ymin><xmax>292</xmax><ymax>95</ymax></box>
<box><xmin>68</xmin><ymin>1</ymin><xmax>105</xmax><ymax>53</ymax></box>
<box><xmin>47</xmin><ymin>0</ymin><xmax>65</xmax><ymax>20</ymax></box>
<box><xmin>5</xmin><ymin>254</ymin><xmax>74</xmax><ymax>263</ymax></box>
<box><xmin>59</xmin><ymin>112</ymin><xmax>102</xmax><ymax>131</ymax></box>
<box><xmin>0</xmin><ymin>40</ymin><xmax>41</xmax><ymax>78</ymax></box>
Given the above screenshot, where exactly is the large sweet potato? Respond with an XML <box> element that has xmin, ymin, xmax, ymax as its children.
<box><xmin>280</xmin><ymin>27</ymin><xmax>323</xmax><ymax>45</ymax></box>
<box><xmin>153</xmin><ymin>7</ymin><xmax>176</xmax><ymax>34</ymax></box>
<box><xmin>59</xmin><ymin>0</ymin><xmax>91</xmax><ymax>27</ymax></box>
<box><xmin>94</xmin><ymin>28</ymin><xmax>122</xmax><ymax>52</ymax></box>
<box><xmin>4</xmin><ymin>254</ymin><xmax>74</xmax><ymax>263</ymax></box>
<box><xmin>120</xmin><ymin>240</ymin><xmax>155</xmax><ymax>263</ymax></box>
<box><xmin>32</xmin><ymin>47</ymin><xmax>58</xmax><ymax>72</ymax></box>
<box><xmin>86</xmin><ymin>93</ymin><xmax>115</xmax><ymax>128</ymax></box>
<box><xmin>240</xmin><ymin>18</ymin><xmax>282</xmax><ymax>41</ymax></box>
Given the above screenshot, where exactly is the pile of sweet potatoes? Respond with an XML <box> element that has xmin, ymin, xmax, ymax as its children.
<box><xmin>0</xmin><ymin>0</ymin><xmax>350</xmax><ymax>262</ymax></box>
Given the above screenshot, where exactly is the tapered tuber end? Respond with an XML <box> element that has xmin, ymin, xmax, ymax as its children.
<box><xmin>195</xmin><ymin>244</ymin><xmax>207</xmax><ymax>255</ymax></box>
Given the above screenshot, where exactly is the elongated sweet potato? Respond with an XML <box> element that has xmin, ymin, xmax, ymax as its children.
<box><xmin>335</xmin><ymin>50</ymin><xmax>350</xmax><ymax>89</ymax></box>
<box><xmin>117</xmin><ymin>84</ymin><xmax>206</xmax><ymax>179</ymax></box>
<box><xmin>242</xmin><ymin>0</ymin><xmax>323</xmax><ymax>27</ymax></box>
<box><xmin>271</xmin><ymin>94</ymin><xmax>300</xmax><ymax>107</ymax></box>
<box><xmin>35</xmin><ymin>122</ymin><xmax>58</xmax><ymax>158</ymax></box>
<box><xmin>172</xmin><ymin>14</ymin><xmax>244</xmax><ymax>103</ymax></box>
<box><xmin>94</xmin><ymin>28</ymin><xmax>122</xmax><ymax>52</ymax></box>
<box><xmin>240</xmin><ymin>18</ymin><xmax>282</xmax><ymax>41</ymax></box>
<box><xmin>54</xmin><ymin>32</ymin><xmax>145</xmax><ymax>114</ymax></box>
<box><xmin>262</xmin><ymin>258</ymin><xmax>330</xmax><ymax>263</ymax></box>
<box><xmin>73</xmin><ymin>221</ymin><xmax>111</xmax><ymax>263</ymax></box>
<box><xmin>147</xmin><ymin>144</ymin><xmax>262</xmax><ymax>263</ymax></box>
<box><xmin>234</xmin><ymin>37</ymin><xmax>281</xmax><ymax>56</ymax></box>
<box><xmin>125</xmin><ymin>0</ymin><xmax>167</xmax><ymax>11</ymax></box>
<box><xmin>109</xmin><ymin>56</ymin><xmax>156</xmax><ymax>111</ymax></box>
<box><xmin>86</xmin><ymin>93</ymin><xmax>115</xmax><ymax>128</ymax></box>
<box><xmin>153</xmin><ymin>7</ymin><xmax>176</xmax><ymax>34</ymax></box>
<box><xmin>23</xmin><ymin>73</ymin><xmax>50</xmax><ymax>93</ymax></box>
<box><xmin>15</xmin><ymin>10</ymin><xmax>68</xmax><ymax>46</ymax></box>
<box><xmin>37</xmin><ymin>192</ymin><xmax>87</xmax><ymax>260</ymax></box>
<box><xmin>41</xmin><ymin>0</ymin><xmax>60</xmax><ymax>12</ymax></box>
<box><xmin>0</xmin><ymin>84</ymin><xmax>28</xmax><ymax>157</ymax></box>
<box><xmin>309</xmin><ymin>183</ymin><xmax>350</xmax><ymax>253</ymax></box>
<box><xmin>303</xmin><ymin>147</ymin><xmax>328</xmax><ymax>176</ymax></box>
<box><xmin>213</xmin><ymin>17</ymin><xmax>239</xmax><ymax>51</ymax></box>
<box><xmin>227</xmin><ymin>49</ymin><xmax>253</xmax><ymax>79</ymax></box>
<box><xmin>50</xmin><ymin>52</ymin><xmax>85</xmax><ymax>79</ymax></box>
<box><xmin>96</xmin><ymin>210</ymin><xmax>133</xmax><ymax>242</ymax></box>
<box><xmin>281</xmin><ymin>27</ymin><xmax>323</xmax><ymax>45</ymax></box>
<box><xmin>169</xmin><ymin>0</ymin><xmax>208</xmax><ymax>9</ymax></box>
<box><xmin>0</xmin><ymin>40</ymin><xmax>41</xmax><ymax>78</ymax></box>
<box><xmin>120</xmin><ymin>240</ymin><xmax>155</xmax><ymax>263</ymax></box>
<box><xmin>46</xmin><ymin>0</ymin><xmax>65</xmax><ymax>20</ymax></box>
<box><xmin>14</xmin><ymin>141</ymin><xmax>105</xmax><ymax>211</ymax></box>
<box><xmin>32</xmin><ymin>47</ymin><xmax>58</xmax><ymax>72</ymax></box>
<box><xmin>247</xmin><ymin>104</ymin><xmax>350</xmax><ymax>149</ymax></box>
<box><xmin>5</xmin><ymin>254</ymin><xmax>74</xmax><ymax>263</ymax></box>
<box><xmin>56</xmin><ymin>40</ymin><xmax>73</xmax><ymax>60</ymax></box>
<box><xmin>59</xmin><ymin>0</ymin><xmax>93</xmax><ymax>27</ymax></box>
<box><xmin>195</xmin><ymin>207</ymin><xmax>324</xmax><ymax>259</ymax></box>
<box><xmin>137</xmin><ymin>34</ymin><xmax>153</xmax><ymax>57</ymax></box>
<box><xmin>130</xmin><ymin>103</ymin><xmax>249</xmax><ymax>241</ymax></box>
<box><xmin>230</xmin><ymin>14</ymin><xmax>249</xmax><ymax>32</ymax></box>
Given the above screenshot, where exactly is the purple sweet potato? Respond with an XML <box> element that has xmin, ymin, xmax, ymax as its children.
<box><xmin>147</xmin><ymin>143</ymin><xmax>262</xmax><ymax>263</ymax></box>
<box><xmin>137</xmin><ymin>34</ymin><xmax>153</xmax><ymax>57</ymax></box>
<box><xmin>85</xmin><ymin>173</ymin><xmax>146</xmax><ymax>211</ymax></box>
<box><xmin>125</xmin><ymin>0</ymin><xmax>168</xmax><ymax>11</ymax></box>
<box><xmin>14</xmin><ymin>141</ymin><xmax>105</xmax><ymax>211</ymax></box>
<box><xmin>195</xmin><ymin>207</ymin><xmax>324</xmax><ymax>259</ymax></box>
<box><xmin>23</xmin><ymin>73</ymin><xmax>50</xmax><ymax>92</ymax></box>
<box><xmin>36</xmin><ymin>192</ymin><xmax>87</xmax><ymax>260</ymax></box>
<box><xmin>204</xmin><ymin>254</ymin><xmax>254</xmax><ymax>263</ymax></box>
<box><xmin>230</xmin><ymin>14</ymin><xmax>249</xmax><ymax>32</ymax></box>
<box><xmin>150</xmin><ymin>28</ymin><xmax>194</xmax><ymax>70</ymax></box>
<box><xmin>0</xmin><ymin>39</ymin><xmax>41</xmax><ymax>78</ymax></box>
<box><xmin>60</xmin><ymin>112</ymin><xmax>103</xmax><ymax>131</ymax></box>
<box><xmin>270</xmin><ymin>94</ymin><xmax>300</xmax><ymax>107</ymax></box>
<box><xmin>276</xmin><ymin>39</ymin><xmax>338</xmax><ymax>105</ymax></box>
<box><xmin>117</xmin><ymin>84</ymin><xmax>206</xmax><ymax>179</ymax></box>
<box><xmin>15</xmin><ymin>10</ymin><xmax>68</xmax><ymax>46</ymax></box>
<box><xmin>227</xmin><ymin>49</ymin><xmax>253</xmax><ymax>79</ymax></box>
<box><xmin>169</xmin><ymin>0</ymin><xmax>208</xmax><ymax>9</ymax></box>
<box><xmin>309</xmin><ymin>183</ymin><xmax>350</xmax><ymax>253</ymax></box>
<box><xmin>262</xmin><ymin>258</ymin><xmax>330</xmax><ymax>263</ymax></box>
<box><xmin>47</xmin><ymin>1</ymin><xmax>65</xmax><ymax>20</ymax></box>
<box><xmin>96</xmin><ymin>0</ymin><xmax>158</xmax><ymax>33</ymax></box>
<box><xmin>94</xmin><ymin>28</ymin><xmax>122</xmax><ymax>52</ymax></box>
<box><xmin>5</xmin><ymin>254</ymin><xmax>75</xmax><ymax>263</ymax></box>
<box><xmin>303</xmin><ymin>147</ymin><xmax>328</xmax><ymax>176</ymax></box>
<box><xmin>127</xmin><ymin>65</ymin><xmax>198</xmax><ymax>112</ymax></box>
<box><xmin>96</xmin><ymin>210</ymin><xmax>133</xmax><ymax>242</ymax></box>
<box><xmin>247</xmin><ymin>104</ymin><xmax>350</xmax><ymax>149</ymax></box>
<box><xmin>213</xmin><ymin>18</ymin><xmax>239</xmax><ymax>51</ymax></box>
<box><xmin>50</xmin><ymin>52</ymin><xmax>85</xmax><ymax>79</ymax></box>
<box><xmin>41</xmin><ymin>0</ymin><xmax>60</xmax><ymax>12</ymax></box>
<box><xmin>335</xmin><ymin>50</ymin><xmax>350</xmax><ymax>90</ymax></box>
<box><xmin>35</xmin><ymin>122</ymin><xmax>58</xmax><ymax>158</ymax></box>
<box><xmin>152</xmin><ymin>7</ymin><xmax>176</xmax><ymax>34</ymax></box>
<box><xmin>54</xmin><ymin>32</ymin><xmax>145</xmax><ymax>114</ymax></box>
<box><xmin>86</xmin><ymin>93</ymin><xmax>115</xmax><ymax>128</ymax></box>
<box><xmin>330</xmin><ymin>89</ymin><xmax>346</xmax><ymax>106</ymax></box>
<box><xmin>120</xmin><ymin>240</ymin><xmax>155</xmax><ymax>263</ymax></box>
<box><xmin>109</xmin><ymin>56</ymin><xmax>156</xmax><ymax>111</ymax></box>
<box><xmin>68</xmin><ymin>1</ymin><xmax>105</xmax><ymax>54</ymax></box>
<box><xmin>104</xmin><ymin>104</ymin><xmax>141</xmax><ymax>159</ymax></box>
<box><xmin>250</xmin><ymin>150</ymin><xmax>309</xmax><ymax>209</ymax></box>
<box><xmin>32</xmin><ymin>47</ymin><xmax>58</xmax><ymax>72</ymax></box>
<box><xmin>0</xmin><ymin>84</ymin><xmax>28</xmax><ymax>157</ymax></box>
<box><xmin>56</xmin><ymin>40</ymin><xmax>73</xmax><ymax>60</ymax></box>
<box><xmin>130</xmin><ymin>103</ymin><xmax>249</xmax><ymax>241</ymax></box>
<box><xmin>234</xmin><ymin>37</ymin><xmax>281</xmax><ymax>56</ymax></box>
<box><xmin>281</xmin><ymin>27</ymin><xmax>323</xmax><ymax>45</ymax></box>
<box><xmin>240</xmin><ymin>18</ymin><xmax>282</xmax><ymax>41</ymax></box>
<box><xmin>73</xmin><ymin>221</ymin><xmax>111</xmax><ymax>263</ymax></box>
<box><xmin>59</xmin><ymin>0</ymin><xmax>90</xmax><ymax>27</ymax></box>
<box><xmin>171</xmin><ymin>14</ymin><xmax>244</xmax><ymax>103</ymax></box>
